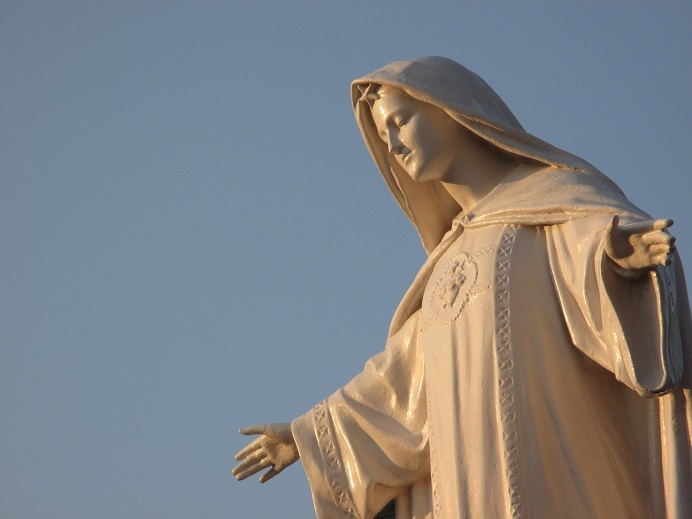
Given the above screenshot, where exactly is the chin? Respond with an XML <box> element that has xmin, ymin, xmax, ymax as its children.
<box><xmin>406</xmin><ymin>169</ymin><xmax>426</xmax><ymax>183</ymax></box>
<box><xmin>410</xmin><ymin>168</ymin><xmax>438</xmax><ymax>183</ymax></box>
<box><xmin>404</xmin><ymin>162</ymin><xmax>428</xmax><ymax>182</ymax></box>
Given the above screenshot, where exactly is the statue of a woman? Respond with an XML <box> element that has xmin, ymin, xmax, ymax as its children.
<box><xmin>233</xmin><ymin>57</ymin><xmax>692</xmax><ymax>519</ymax></box>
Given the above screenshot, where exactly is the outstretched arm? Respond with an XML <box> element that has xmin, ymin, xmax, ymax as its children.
<box><xmin>232</xmin><ymin>423</ymin><xmax>299</xmax><ymax>483</ymax></box>
<box><xmin>547</xmin><ymin>215</ymin><xmax>684</xmax><ymax>396</ymax></box>
<box><xmin>605</xmin><ymin>215</ymin><xmax>676</xmax><ymax>276</ymax></box>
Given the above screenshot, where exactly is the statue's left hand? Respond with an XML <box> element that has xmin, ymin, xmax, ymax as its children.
<box><xmin>232</xmin><ymin>423</ymin><xmax>299</xmax><ymax>483</ymax></box>
<box><xmin>605</xmin><ymin>215</ymin><xmax>676</xmax><ymax>274</ymax></box>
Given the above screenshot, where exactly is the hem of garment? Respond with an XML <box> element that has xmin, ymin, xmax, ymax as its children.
<box><xmin>292</xmin><ymin>403</ymin><xmax>360</xmax><ymax>519</ymax></box>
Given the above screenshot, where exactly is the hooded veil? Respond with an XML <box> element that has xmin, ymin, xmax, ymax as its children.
<box><xmin>351</xmin><ymin>56</ymin><xmax>641</xmax><ymax>254</ymax></box>
<box><xmin>290</xmin><ymin>57</ymin><xmax>692</xmax><ymax>519</ymax></box>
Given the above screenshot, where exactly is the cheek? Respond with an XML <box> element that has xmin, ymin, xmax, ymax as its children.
<box><xmin>405</xmin><ymin>155</ymin><xmax>422</xmax><ymax>176</ymax></box>
<box><xmin>406</xmin><ymin>125</ymin><xmax>431</xmax><ymax>154</ymax></box>
<box><xmin>399</xmin><ymin>127</ymin><xmax>418</xmax><ymax>148</ymax></box>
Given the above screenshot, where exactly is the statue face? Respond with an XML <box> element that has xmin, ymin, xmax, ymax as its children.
<box><xmin>371</xmin><ymin>88</ymin><xmax>469</xmax><ymax>183</ymax></box>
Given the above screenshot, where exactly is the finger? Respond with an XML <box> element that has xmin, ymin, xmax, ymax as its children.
<box><xmin>234</xmin><ymin>458</ymin><xmax>273</xmax><ymax>481</ymax></box>
<box><xmin>260</xmin><ymin>468</ymin><xmax>280</xmax><ymax>483</ymax></box>
<box><xmin>651</xmin><ymin>218</ymin><xmax>674</xmax><ymax>231</ymax></box>
<box><xmin>641</xmin><ymin>231</ymin><xmax>676</xmax><ymax>246</ymax></box>
<box><xmin>232</xmin><ymin>451</ymin><xmax>266</xmax><ymax>476</ymax></box>
<box><xmin>648</xmin><ymin>244</ymin><xmax>676</xmax><ymax>257</ymax></box>
<box><xmin>620</xmin><ymin>218</ymin><xmax>673</xmax><ymax>235</ymax></box>
<box><xmin>239</xmin><ymin>424</ymin><xmax>268</xmax><ymax>436</ymax></box>
<box><xmin>652</xmin><ymin>251</ymin><xmax>675</xmax><ymax>267</ymax></box>
<box><xmin>235</xmin><ymin>437</ymin><xmax>263</xmax><ymax>461</ymax></box>
<box><xmin>235</xmin><ymin>462</ymin><xmax>271</xmax><ymax>481</ymax></box>
<box><xmin>620</xmin><ymin>221</ymin><xmax>654</xmax><ymax>234</ymax></box>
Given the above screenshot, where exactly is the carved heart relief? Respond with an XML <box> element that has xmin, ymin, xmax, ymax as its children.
<box><xmin>428</xmin><ymin>251</ymin><xmax>479</xmax><ymax>324</ymax></box>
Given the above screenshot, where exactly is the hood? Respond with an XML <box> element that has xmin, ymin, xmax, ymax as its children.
<box><xmin>351</xmin><ymin>56</ymin><xmax>642</xmax><ymax>254</ymax></box>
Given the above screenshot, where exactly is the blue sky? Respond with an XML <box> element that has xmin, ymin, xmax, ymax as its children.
<box><xmin>2</xmin><ymin>2</ymin><xmax>691</xmax><ymax>518</ymax></box>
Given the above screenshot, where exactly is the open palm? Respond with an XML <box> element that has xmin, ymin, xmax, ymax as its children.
<box><xmin>232</xmin><ymin>423</ymin><xmax>299</xmax><ymax>483</ymax></box>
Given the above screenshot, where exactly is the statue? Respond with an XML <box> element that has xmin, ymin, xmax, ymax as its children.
<box><xmin>233</xmin><ymin>57</ymin><xmax>692</xmax><ymax>519</ymax></box>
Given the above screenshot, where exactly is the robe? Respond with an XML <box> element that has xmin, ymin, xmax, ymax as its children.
<box><xmin>290</xmin><ymin>165</ymin><xmax>692</xmax><ymax>519</ymax></box>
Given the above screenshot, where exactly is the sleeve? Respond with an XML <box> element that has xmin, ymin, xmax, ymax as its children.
<box><xmin>548</xmin><ymin>215</ymin><xmax>692</xmax><ymax>518</ymax></box>
<box><xmin>545</xmin><ymin>215</ymin><xmax>689</xmax><ymax>397</ymax></box>
<box><xmin>291</xmin><ymin>310</ymin><xmax>429</xmax><ymax>519</ymax></box>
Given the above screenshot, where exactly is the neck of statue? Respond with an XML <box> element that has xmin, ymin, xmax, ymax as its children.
<box><xmin>440</xmin><ymin>142</ymin><xmax>519</xmax><ymax>214</ymax></box>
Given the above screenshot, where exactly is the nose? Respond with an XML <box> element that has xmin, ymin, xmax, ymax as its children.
<box><xmin>386</xmin><ymin>127</ymin><xmax>405</xmax><ymax>154</ymax></box>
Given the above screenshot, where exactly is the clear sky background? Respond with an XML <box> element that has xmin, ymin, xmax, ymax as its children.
<box><xmin>2</xmin><ymin>2</ymin><xmax>690</xmax><ymax>518</ymax></box>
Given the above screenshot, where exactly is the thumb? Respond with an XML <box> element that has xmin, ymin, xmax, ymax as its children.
<box><xmin>239</xmin><ymin>424</ymin><xmax>268</xmax><ymax>436</ymax></box>
<box><xmin>606</xmin><ymin>214</ymin><xmax>619</xmax><ymax>236</ymax></box>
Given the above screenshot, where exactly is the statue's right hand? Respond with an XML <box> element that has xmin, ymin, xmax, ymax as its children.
<box><xmin>232</xmin><ymin>423</ymin><xmax>299</xmax><ymax>483</ymax></box>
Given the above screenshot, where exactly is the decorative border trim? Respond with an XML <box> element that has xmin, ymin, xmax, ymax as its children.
<box><xmin>494</xmin><ymin>225</ymin><xmax>523</xmax><ymax>519</ymax></box>
<box><xmin>426</xmin><ymin>382</ymin><xmax>442</xmax><ymax>518</ymax></box>
<box><xmin>313</xmin><ymin>400</ymin><xmax>358</xmax><ymax>518</ymax></box>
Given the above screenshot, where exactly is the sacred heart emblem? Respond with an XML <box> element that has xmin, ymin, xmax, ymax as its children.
<box><xmin>427</xmin><ymin>250</ymin><xmax>483</xmax><ymax>325</ymax></box>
